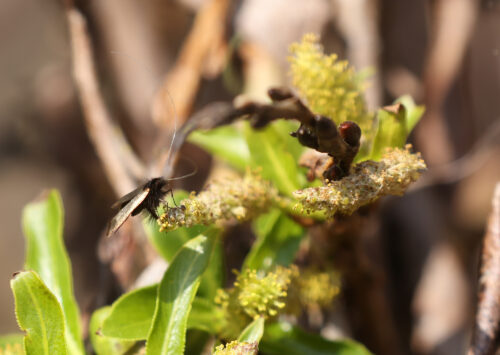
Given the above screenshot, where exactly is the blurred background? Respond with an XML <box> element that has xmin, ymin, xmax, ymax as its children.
<box><xmin>1</xmin><ymin>0</ymin><xmax>499</xmax><ymax>354</ymax></box>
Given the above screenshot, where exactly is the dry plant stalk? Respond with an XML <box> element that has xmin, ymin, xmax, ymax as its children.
<box><xmin>469</xmin><ymin>182</ymin><xmax>500</xmax><ymax>355</ymax></box>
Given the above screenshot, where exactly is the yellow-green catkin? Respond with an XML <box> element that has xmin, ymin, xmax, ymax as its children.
<box><xmin>295</xmin><ymin>269</ymin><xmax>340</xmax><ymax>309</ymax></box>
<box><xmin>158</xmin><ymin>171</ymin><xmax>276</xmax><ymax>232</ymax></box>
<box><xmin>213</xmin><ymin>341</ymin><xmax>258</xmax><ymax>355</ymax></box>
<box><xmin>293</xmin><ymin>145</ymin><xmax>426</xmax><ymax>217</ymax></box>
<box><xmin>215</xmin><ymin>266</ymin><xmax>298</xmax><ymax>338</ymax></box>
<box><xmin>289</xmin><ymin>33</ymin><xmax>373</xmax><ymax>138</ymax></box>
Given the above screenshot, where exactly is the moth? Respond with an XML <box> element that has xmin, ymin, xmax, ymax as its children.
<box><xmin>105</xmin><ymin>110</ymin><xmax>212</xmax><ymax>237</ymax></box>
<box><xmin>105</xmin><ymin>177</ymin><xmax>174</xmax><ymax>237</ymax></box>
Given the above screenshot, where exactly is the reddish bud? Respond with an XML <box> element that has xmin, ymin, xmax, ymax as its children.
<box><xmin>338</xmin><ymin>121</ymin><xmax>361</xmax><ymax>147</ymax></box>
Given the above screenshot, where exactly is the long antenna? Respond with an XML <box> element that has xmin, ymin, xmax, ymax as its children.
<box><xmin>109</xmin><ymin>50</ymin><xmax>188</xmax><ymax>180</ymax></box>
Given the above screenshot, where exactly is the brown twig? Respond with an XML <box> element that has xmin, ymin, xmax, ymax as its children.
<box><xmin>469</xmin><ymin>182</ymin><xmax>500</xmax><ymax>355</ymax></box>
<box><xmin>65</xmin><ymin>3</ymin><xmax>145</xmax><ymax>196</ymax></box>
<box><xmin>151</xmin><ymin>0</ymin><xmax>231</xmax><ymax>128</ymax></box>
<box><xmin>174</xmin><ymin>87</ymin><xmax>361</xmax><ymax>180</ymax></box>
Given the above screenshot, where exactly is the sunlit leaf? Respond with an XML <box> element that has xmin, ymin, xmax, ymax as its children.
<box><xmin>11</xmin><ymin>271</ymin><xmax>67</xmax><ymax>355</ymax></box>
<box><xmin>189</xmin><ymin>125</ymin><xmax>250</xmax><ymax>171</ymax></box>
<box><xmin>145</xmin><ymin>230</ymin><xmax>218</xmax><ymax>354</ymax></box>
<box><xmin>396</xmin><ymin>95</ymin><xmax>424</xmax><ymax>133</ymax></box>
<box><xmin>370</xmin><ymin>96</ymin><xmax>425</xmax><ymax>161</ymax></box>
<box><xmin>370</xmin><ymin>105</ymin><xmax>407</xmax><ymax>161</ymax></box>
<box><xmin>22</xmin><ymin>190</ymin><xmax>84</xmax><ymax>355</ymax></box>
<box><xmin>244</xmin><ymin>123</ymin><xmax>301</xmax><ymax>196</ymax></box>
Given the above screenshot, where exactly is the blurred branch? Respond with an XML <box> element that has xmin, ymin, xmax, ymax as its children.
<box><xmin>90</xmin><ymin>0</ymin><xmax>165</xmax><ymax>132</ymax></box>
<box><xmin>415</xmin><ymin>0</ymin><xmax>478</xmax><ymax>166</ymax></box>
<box><xmin>150</xmin><ymin>0</ymin><xmax>230</xmax><ymax>177</ymax></box>
<box><xmin>65</xmin><ymin>3</ymin><xmax>146</xmax><ymax>196</ymax></box>
<box><xmin>411</xmin><ymin>119</ymin><xmax>500</xmax><ymax>190</ymax></box>
<box><xmin>411</xmin><ymin>242</ymin><xmax>470</xmax><ymax>353</ymax></box>
<box><xmin>469</xmin><ymin>182</ymin><xmax>500</xmax><ymax>355</ymax></box>
<box><xmin>335</xmin><ymin>0</ymin><xmax>381</xmax><ymax>110</ymax></box>
<box><xmin>152</xmin><ymin>0</ymin><xmax>230</xmax><ymax>127</ymax></box>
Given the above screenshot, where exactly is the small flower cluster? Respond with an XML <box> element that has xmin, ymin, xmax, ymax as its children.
<box><xmin>215</xmin><ymin>266</ymin><xmax>298</xmax><ymax>338</ymax></box>
<box><xmin>293</xmin><ymin>145</ymin><xmax>426</xmax><ymax>217</ymax></box>
<box><xmin>294</xmin><ymin>269</ymin><xmax>340</xmax><ymax>310</ymax></box>
<box><xmin>213</xmin><ymin>341</ymin><xmax>258</xmax><ymax>355</ymax></box>
<box><xmin>158</xmin><ymin>171</ymin><xmax>276</xmax><ymax>232</ymax></box>
<box><xmin>289</xmin><ymin>34</ymin><xmax>372</xmax><ymax>137</ymax></box>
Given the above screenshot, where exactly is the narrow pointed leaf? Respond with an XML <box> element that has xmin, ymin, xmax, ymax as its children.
<box><xmin>11</xmin><ymin>271</ymin><xmax>67</xmax><ymax>355</ymax></box>
<box><xmin>145</xmin><ymin>231</ymin><xmax>217</xmax><ymax>354</ymax></box>
<box><xmin>22</xmin><ymin>190</ymin><xmax>84</xmax><ymax>355</ymax></box>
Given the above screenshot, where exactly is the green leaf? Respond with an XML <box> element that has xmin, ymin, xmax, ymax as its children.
<box><xmin>22</xmin><ymin>190</ymin><xmax>84</xmax><ymax>355</ymax></box>
<box><xmin>145</xmin><ymin>230</ymin><xmax>218</xmax><ymax>355</ymax></box>
<box><xmin>11</xmin><ymin>271</ymin><xmax>67</xmax><ymax>355</ymax></box>
<box><xmin>396</xmin><ymin>95</ymin><xmax>425</xmax><ymax>133</ymax></box>
<box><xmin>370</xmin><ymin>105</ymin><xmax>407</xmax><ymax>161</ymax></box>
<box><xmin>102</xmin><ymin>285</ymin><xmax>157</xmax><ymax>340</ymax></box>
<box><xmin>89</xmin><ymin>307</ymin><xmax>136</xmax><ymax>355</ymax></box>
<box><xmin>237</xmin><ymin>317</ymin><xmax>265</xmax><ymax>343</ymax></box>
<box><xmin>271</xmin><ymin>120</ymin><xmax>305</xmax><ymax>161</ymax></box>
<box><xmin>198</xmin><ymin>238</ymin><xmax>224</xmax><ymax>300</ymax></box>
<box><xmin>370</xmin><ymin>96</ymin><xmax>424</xmax><ymax>161</ymax></box>
<box><xmin>189</xmin><ymin>125</ymin><xmax>250</xmax><ymax>171</ymax></box>
<box><xmin>244</xmin><ymin>209</ymin><xmax>304</xmax><ymax>271</ymax></box>
<box><xmin>261</xmin><ymin>322</ymin><xmax>372</xmax><ymax>355</ymax></box>
<box><xmin>0</xmin><ymin>334</ymin><xmax>25</xmax><ymax>354</ymax></box>
<box><xmin>244</xmin><ymin>122</ymin><xmax>302</xmax><ymax>196</ymax></box>
<box><xmin>102</xmin><ymin>288</ymin><xmax>223</xmax><ymax>341</ymax></box>
<box><xmin>144</xmin><ymin>190</ymin><xmax>207</xmax><ymax>262</ymax></box>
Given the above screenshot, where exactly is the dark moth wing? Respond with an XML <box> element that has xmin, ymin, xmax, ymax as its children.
<box><xmin>111</xmin><ymin>185</ymin><xmax>147</xmax><ymax>209</ymax></box>
<box><xmin>106</xmin><ymin>187</ymin><xmax>150</xmax><ymax>237</ymax></box>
